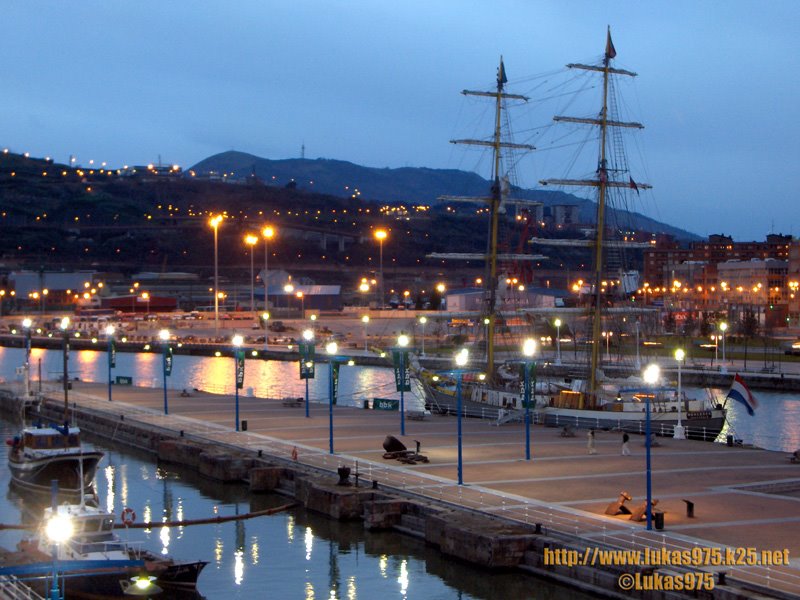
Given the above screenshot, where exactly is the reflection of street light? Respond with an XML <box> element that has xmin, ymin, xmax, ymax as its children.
<box><xmin>159</xmin><ymin>329</ymin><xmax>171</xmax><ymax>415</ymax></box>
<box><xmin>209</xmin><ymin>215</ymin><xmax>223</xmax><ymax>335</ymax></box>
<box><xmin>105</xmin><ymin>325</ymin><xmax>115</xmax><ymax>403</ymax></box>
<box><xmin>642</xmin><ymin>363</ymin><xmax>660</xmax><ymax>531</ymax></box>
<box><xmin>719</xmin><ymin>322</ymin><xmax>728</xmax><ymax>374</ymax></box>
<box><xmin>522</xmin><ymin>338</ymin><xmax>537</xmax><ymax>461</ymax></box>
<box><xmin>602</xmin><ymin>331</ymin><xmax>613</xmax><ymax>361</ymax></box>
<box><xmin>326</xmin><ymin>342</ymin><xmax>339</xmax><ymax>454</ymax></box>
<box><xmin>673</xmin><ymin>348</ymin><xmax>686</xmax><ymax>440</ymax></box>
<box><xmin>361</xmin><ymin>315</ymin><xmax>369</xmax><ymax>351</ymax></box>
<box><xmin>554</xmin><ymin>318</ymin><xmax>562</xmax><ymax>365</ymax></box>
<box><xmin>233</xmin><ymin>334</ymin><xmax>243</xmax><ymax>431</ymax></box>
<box><xmin>454</xmin><ymin>348</ymin><xmax>469</xmax><ymax>485</ymax></box>
<box><xmin>245</xmin><ymin>234</ymin><xmax>258</xmax><ymax>317</ymax></box>
<box><xmin>374</xmin><ymin>229</ymin><xmax>387</xmax><ymax>307</ymax></box>
<box><xmin>60</xmin><ymin>317</ymin><xmax>70</xmax><ymax>422</ymax></box>
<box><xmin>397</xmin><ymin>334</ymin><xmax>409</xmax><ymax>436</ymax></box>
<box><xmin>418</xmin><ymin>316</ymin><xmax>427</xmax><ymax>357</ymax></box>
<box><xmin>262</xmin><ymin>226</ymin><xmax>274</xmax><ymax>312</ymax></box>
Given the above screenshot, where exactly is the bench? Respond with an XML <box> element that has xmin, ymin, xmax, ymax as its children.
<box><xmin>282</xmin><ymin>397</ymin><xmax>304</xmax><ymax>407</ymax></box>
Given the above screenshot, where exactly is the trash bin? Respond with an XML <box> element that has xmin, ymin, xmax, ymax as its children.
<box><xmin>241</xmin><ymin>420</ymin><xmax>248</xmax><ymax>431</ymax></box>
<box><xmin>726</xmin><ymin>434</ymin><xmax>733</xmax><ymax>447</ymax></box>
<box><xmin>654</xmin><ymin>512</ymin><xmax>664</xmax><ymax>530</ymax></box>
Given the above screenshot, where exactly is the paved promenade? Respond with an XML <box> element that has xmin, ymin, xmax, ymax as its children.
<box><xmin>20</xmin><ymin>380</ymin><xmax>800</xmax><ymax>597</ymax></box>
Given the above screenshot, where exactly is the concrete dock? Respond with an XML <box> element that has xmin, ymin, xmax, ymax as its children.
<box><xmin>6</xmin><ymin>380</ymin><xmax>800</xmax><ymax>599</ymax></box>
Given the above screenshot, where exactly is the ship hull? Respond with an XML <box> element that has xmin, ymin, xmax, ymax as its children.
<box><xmin>8</xmin><ymin>451</ymin><xmax>103</xmax><ymax>496</ymax></box>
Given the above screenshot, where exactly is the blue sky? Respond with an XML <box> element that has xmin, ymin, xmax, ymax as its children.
<box><xmin>2</xmin><ymin>1</ymin><xmax>798</xmax><ymax>240</ymax></box>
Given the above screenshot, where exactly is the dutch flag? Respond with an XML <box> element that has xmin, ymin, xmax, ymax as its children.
<box><xmin>726</xmin><ymin>374</ymin><xmax>759</xmax><ymax>416</ymax></box>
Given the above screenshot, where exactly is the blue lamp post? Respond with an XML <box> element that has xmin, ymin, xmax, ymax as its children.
<box><xmin>22</xmin><ymin>317</ymin><xmax>32</xmax><ymax>398</ymax></box>
<box><xmin>454</xmin><ymin>348</ymin><xmax>469</xmax><ymax>485</ymax></box>
<box><xmin>46</xmin><ymin>483</ymin><xmax>73</xmax><ymax>600</ymax></box>
<box><xmin>105</xmin><ymin>325</ymin><xmax>115</xmax><ymax>402</ymax></box>
<box><xmin>159</xmin><ymin>329</ymin><xmax>171</xmax><ymax>415</ymax></box>
<box><xmin>300</xmin><ymin>329</ymin><xmax>315</xmax><ymax>419</ymax></box>
<box><xmin>522</xmin><ymin>338</ymin><xmax>537</xmax><ymax>461</ymax></box>
<box><xmin>642</xmin><ymin>363</ymin><xmax>660</xmax><ymax>531</ymax></box>
<box><xmin>232</xmin><ymin>334</ymin><xmax>244</xmax><ymax>431</ymax></box>
<box><xmin>59</xmin><ymin>317</ymin><xmax>70</xmax><ymax>423</ymax></box>
<box><xmin>326</xmin><ymin>341</ymin><xmax>339</xmax><ymax>454</ymax></box>
<box><xmin>396</xmin><ymin>334</ymin><xmax>410</xmax><ymax>436</ymax></box>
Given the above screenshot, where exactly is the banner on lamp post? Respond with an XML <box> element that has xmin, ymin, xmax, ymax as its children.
<box><xmin>392</xmin><ymin>350</ymin><xmax>411</xmax><ymax>392</ymax></box>
<box><xmin>235</xmin><ymin>350</ymin><xmax>245</xmax><ymax>389</ymax></box>
<box><xmin>331</xmin><ymin>361</ymin><xmax>340</xmax><ymax>405</ymax></box>
<box><xmin>299</xmin><ymin>342</ymin><xmax>315</xmax><ymax>379</ymax></box>
<box><xmin>109</xmin><ymin>339</ymin><xmax>116</xmax><ymax>368</ymax></box>
<box><xmin>164</xmin><ymin>347</ymin><xmax>173</xmax><ymax>376</ymax></box>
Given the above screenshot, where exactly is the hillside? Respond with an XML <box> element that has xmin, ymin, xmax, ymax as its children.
<box><xmin>190</xmin><ymin>151</ymin><xmax>701</xmax><ymax>241</ymax></box>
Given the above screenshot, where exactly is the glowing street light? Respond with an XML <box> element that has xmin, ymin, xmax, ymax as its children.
<box><xmin>245</xmin><ymin>234</ymin><xmax>258</xmax><ymax>317</ymax></box>
<box><xmin>522</xmin><ymin>338</ymin><xmax>537</xmax><ymax>461</ymax></box>
<box><xmin>454</xmin><ymin>348</ymin><xmax>469</xmax><ymax>485</ymax></box>
<box><xmin>554</xmin><ymin>318</ymin><xmax>562</xmax><ymax>365</ymax></box>
<box><xmin>719</xmin><ymin>322</ymin><xmax>728</xmax><ymax>374</ymax></box>
<box><xmin>296</xmin><ymin>290</ymin><xmax>305</xmax><ymax>317</ymax></box>
<box><xmin>397</xmin><ymin>334</ymin><xmax>410</xmax><ymax>435</ymax></box>
<box><xmin>673</xmin><ymin>348</ymin><xmax>686</xmax><ymax>440</ymax></box>
<box><xmin>602</xmin><ymin>331</ymin><xmax>613</xmax><ymax>361</ymax></box>
<box><xmin>22</xmin><ymin>318</ymin><xmax>32</xmax><ymax>398</ymax></box>
<box><xmin>60</xmin><ymin>317</ymin><xmax>70</xmax><ymax>421</ymax></box>
<box><xmin>261</xmin><ymin>312</ymin><xmax>270</xmax><ymax>351</ymax></box>
<box><xmin>300</xmin><ymin>329</ymin><xmax>315</xmax><ymax>418</ymax></box>
<box><xmin>209</xmin><ymin>215</ymin><xmax>223</xmax><ymax>335</ymax></box>
<box><xmin>159</xmin><ymin>329</ymin><xmax>171</xmax><ymax>415</ymax></box>
<box><xmin>326</xmin><ymin>341</ymin><xmax>339</xmax><ymax>454</ymax></box>
<box><xmin>232</xmin><ymin>334</ymin><xmax>244</xmax><ymax>431</ymax></box>
<box><xmin>374</xmin><ymin>229</ymin><xmax>387</xmax><ymax>307</ymax></box>
<box><xmin>46</xmin><ymin>508</ymin><xmax>74</xmax><ymax>600</ymax></box>
<box><xmin>361</xmin><ymin>315</ymin><xmax>370</xmax><ymax>351</ymax></box>
<box><xmin>262</xmin><ymin>226</ymin><xmax>275</xmax><ymax>313</ymax></box>
<box><xmin>642</xmin><ymin>363</ymin><xmax>661</xmax><ymax>531</ymax></box>
<box><xmin>418</xmin><ymin>316</ymin><xmax>427</xmax><ymax>357</ymax></box>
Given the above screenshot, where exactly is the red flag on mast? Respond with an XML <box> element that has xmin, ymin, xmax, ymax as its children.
<box><xmin>605</xmin><ymin>29</ymin><xmax>617</xmax><ymax>60</ymax></box>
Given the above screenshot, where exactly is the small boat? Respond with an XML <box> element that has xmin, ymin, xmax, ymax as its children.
<box><xmin>14</xmin><ymin>501</ymin><xmax>207</xmax><ymax>598</ymax></box>
<box><xmin>6</xmin><ymin>422</ymin><xmax>104</xmax><ymax>497</ymax></box>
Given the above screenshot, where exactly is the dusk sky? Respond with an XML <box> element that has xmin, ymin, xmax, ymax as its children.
<box><xmin>2</xmin><ymin>1</ymin><xmax>798</xmax><ymax>241</ymax></box>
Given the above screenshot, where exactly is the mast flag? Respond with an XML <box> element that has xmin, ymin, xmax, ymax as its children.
<box><xmin>629</xmin><ymin>177</ymin><xmax>640</xmax><ymax>194</ymax></box>
<box><xmin>605</xmin><ymin>28</ymin><xmax>617</xmax><ymax>60</ymax></box>
<box><xmin>498</xmin><ymin>60</ymin><xmax>508</xmax><ymax>85</ymax></box>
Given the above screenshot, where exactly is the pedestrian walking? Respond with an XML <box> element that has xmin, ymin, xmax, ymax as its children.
<box><xmin>587</xmin><ymin>429</ymin><xmax>597</xmax><ymax>455</ymax></box>
<box><xmin>621</xmin><ymin>432</ymin><xmax>631</xmax><ymax>456</ymax></box>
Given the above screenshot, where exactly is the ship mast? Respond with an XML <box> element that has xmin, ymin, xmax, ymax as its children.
<box><xmin>540</xmin><ymin>28</ymin><xmax>651</xmax><ymax>398</ymax></box>
<box><xmin>448</xmin><ymin>58</ymin><xmax>535</xmax><ymax>376</ymax></box>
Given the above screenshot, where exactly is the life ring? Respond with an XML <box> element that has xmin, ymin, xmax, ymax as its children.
<box><xmin>121</xmin><ymin>507</ymin><xmax>136</xmax><ymax>526</ymax></box>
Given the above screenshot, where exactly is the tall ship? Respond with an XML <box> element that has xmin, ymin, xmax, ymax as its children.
<box><xmin>417</xmin><ymin>29</ymin><xmax>726</xmax><ymax>440</ymax></box>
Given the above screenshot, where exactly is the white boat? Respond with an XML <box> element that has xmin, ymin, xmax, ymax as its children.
<box><xmin>6</xmin><ymin>422</ymin><xmax>104</xmax><ymax>497</ymax></box>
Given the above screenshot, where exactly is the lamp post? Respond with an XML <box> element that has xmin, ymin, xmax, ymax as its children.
<box><xmin>22</xmin><ymin>318</ymin><xmax>32</xmax><ymax>398</ymax></box>
<box><xmin>301</xmin><ymin>329</ymin><xmax>315</xmax><ymax>419</ymax></box>
<box><xmin>719</xmin><ymin>322</ymin><xmax>728</xmax><ymax>374</ymax></box>
<box><xmin>522</xmin><ymin>338</ymin><xmax>537</xmax><ymax>460</ymax></box>
<box><xmin>105</xmin><ymin>325</ymin><xmax>115</xmax><ymax>403</ymax></box>
<box><xmin>419</xmin><ymin>316</ymin><xmax>427</xmax><ymax>357</ymax></box>
<box><xmin>326</xmin><ymin>341</ymin><xmax>339</xmax><ymax>454</ymax></box>
<box><xmin>642</xmin><ymin>363</ymin><xmax>660</xmax><ymax>531</ymax></box>
<box><xmin>554</xmin><ymin>318</ymin><xmax>562</xmax><ymax>366</ymax></box>
<box><xmin>209</xmin><ymin>215</ymin><xmax>223</xmax><ymax>336</ymax></box>
<box><xmin>45</xmin><ymin>504</ymin><xmax>73</xmax><ymax>600</ymax></box>
<box><xmin>159</xmin><ymin>329</ymin><xmax>171</xmax><ymax>415</ymax></box>
<box><xmin>141</xmin><ymin>292</ymin><xmax>150</xmax><ymax>316</ymax></box>
<box><xmin>283</xmin><ymin>283</ymin><xmax>294</xmax><ymax>313</ymax></box>
<box><xmin>262</xmin><ymin>312</ymin><xmax>270</xmax><ymax>351</ymax></box>
<box><xmin>374</xmin><ymin>229</ymin><xmax>387</xmax><ymax>308</ymax></box>
<box><xmin>296</xmin><ymin>291</ymin><xmax>305</xmax><ymax>318</ymax></box>
<box><xmin>711</xmin><ymin>334</ymin><xmax>718</xmax><ymax>366</ymax></box>
<box><xmin>262</xmin><ymin>226</ymin><xmax>274</xmax><ymax>312</ymax></box>
<box><xmin>60</xmin><ymin>317</ymin><xmax>70</xmax><ymax>423</ymax></box>
<box><xmin>361</xmin><ymin>315</ymin><xmax>369</xmax><ymax>351</ymax></box>
<box><xmin>436</xmin><ymin>283</ymin><xmax>446</xmax><ymax>310</ymax></box>
<box><xmin>673</xmin><ymin>348</ymin><xmax>686</xmax><ymax>439</ymax></box>
<box><xmin>232</xmin><ymin>334</ymin><xmax>243</xmax><ymax>431</ymax></box>
<box><xmin>397</xmin><ymin>334</ymin><xmax>409</xmax><ymax>436</ymax></box>
<box><xmin>454</xmin><ymin>348</ymin><xmax>469</xmax><ymax>485</ymax></box>
<box><xmin>245</xmin><ymin>234</ymin><xmax>258</xmax><ymax>318</ymax></box>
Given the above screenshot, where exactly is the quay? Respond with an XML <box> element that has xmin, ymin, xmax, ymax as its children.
<box><xmin>2</xmin><ymin>381</ymin><xmax>800</xmax><ymax>599</ymax></box>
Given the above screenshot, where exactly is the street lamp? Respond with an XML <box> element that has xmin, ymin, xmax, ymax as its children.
<box><xmin>522</xmin><ymin>338</ymin><xmax>537</xmax><ymax>460</ymax></box>
<box><xmin>436</xmin><ymin>283</ymin><xmax>446</xmax><ymax>310</ymax></box>
<box><xmin>245</xmin><ymin>234</ymin><xmax>258</xmax><ymax>318</ymax></box>
<box><xmin>46</xmin><ymin>508</ymin><xmax>73</xmax><ymax>600</ymax></box>
<box><xmin>262</xmin><ymin>226</ymin><xmax>274</xmax><ymax>312</ymax></box>
<box><xmin>642</xmin><ymin>363</ymin><xmax>660</xmax><ymax>531</ymax></box>
<box><xmin>105</xmin><ymin>325</ymin><xmax>115</xmax><ymax>403</ymax></box>
<box><xmin>296</xmin><ymin>291</ymin><xmax>305</xmax><ymax>318</ymax></box>
<box><xmin>232</xmin><ymin>334</ymin><xmax>244</xmax><ymax>431</ymax></box>
<box><xmin>719</xmin><ymin>322</ymin><xmax>728</xmax><ymax>374</ymax></box>
<box><xmin>673</xmin><ymin>348</ymin><xmax>686</xmax><ymax>439</ymax></box>
<box><xmin>554</xmin><ymin>318</ymin><xmax>562</xmax><ymax>365</ymax></box>
<box><xmin>60</xmin><ymin>317</ymin><xmax>70</xmax><ymax>422</ymax></box>
<box><xmin>711</xmin><ymin>334</ymin><xmax>718</xmax><ymax>366</ymax></box>
<box><xmin>22</xmin><ymin>318</ymin><xmax>32</xmax><ymax>398</ymax></box>
<box><xmin>361</xmin><ymin>315</ymin><xmax>369</xmax><ymax>351</ymax></box>
<box><xmin>283</xmin><ymin>283</ymin><xmax>294</xmax><ymax>312</ymax></box>
<box><xmin>209</xmin><ymin>215</ymin><xmax>223</xmax><ymax>335</ymax></box>
<box><xmin>141</xmin><ymin>291</ymin><xmax>150</xmax><ymax>315</ymax></box>
<box><xmin>300</xmin><ymin>329</ymin><xmax>315</xmax><ymax>418</ymax></box>
<box><xmin>326</xmin><ymin>341</ymin><xmax>339</xmax><ymax>454</ymax></box>
<box><xmin>159</xmin><ymin>329</ymin><xmax>171</xmax><ymax>415</ymax></box>
<box><xmin>374</xmin><ymin>229</ymin><xmax>387</xmax><ymax>308</ymax></box>
<box><xmin>262</xmin><ymin>312</ymin><xmax>270</xmax><ymax>351</ymax></box>
<box><xmin>418</xmin><ymin>316</ymin><xmax>427</xmax><ymax>357</ymax></box>
<box><xmin>397</xmin><ymin>334</ymin><xmax>409</xmax><ymax>436</ymax></box>
<box><xmin>359</xmin><ymin>280</ymin><xmax>370</xmax><ymax>307</ymax></box>
<box><xmin>454</xmin><ymin>348</ymin><xmax>469</xmax><ymax>485</ymax></box>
